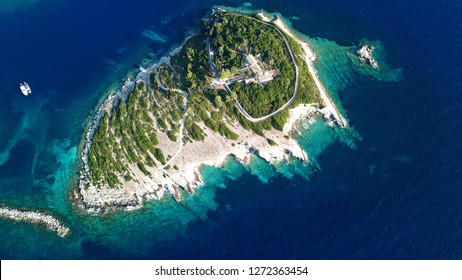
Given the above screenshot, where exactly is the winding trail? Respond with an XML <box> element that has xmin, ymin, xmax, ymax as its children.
<box><xmin>208</xmin><ymin>14</ymin><xmax>300</xmax><ymax>123</ymax></box>
<box><xmin>238</xmin><ymin>15</ymin><xmax>300</xmax><ymax>122</ymax></box>
<box><xmin>162</xmin><ymin>113</ymin><xmax>188</xmax><ymax>168</ymax></box>
<box><xmin>155</xmin><ymin>69</ymin><xmax>189</xmax><ymax>169</ymax></box>
<box><xmin>266</xmin><ymin>14</ymin><xmax>348</xmax><ymax>128</ymax></box>
<box><xmin>206</xmin><ymin>37</ymin><xmax>219</xmax><ymax>78</ymax></box>
<box><xmin>210</xmin><ymin>12</ymin><xmax>348</xmax><ymax>128</ymax></box>
<box><xmin>153</xmin><ymin>11</ymin><xmax>349</xmax><ymax>168</ymax></box>
<box><xmin>155</xmin><ymin>70</ymin><xmax>189</xmax><ymax>96</ymax></box>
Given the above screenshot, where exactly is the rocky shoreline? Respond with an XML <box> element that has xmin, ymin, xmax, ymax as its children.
<box><xmin>0</xmin><ymin>207</ymin><xmax>70</xmax><ymax>237</ymax></box>
<box><xmin>75</xmin><ymin>9</ymin><xmax>349</xmax><ymax>213</ymax></box>
<box><xmin>260</xmin><ymin>13</ymin><xmax>349</xmax><ymax>128</ymax></box>
<box><xmin>76</xmin><ymin>38</ymin><xmax>198</xmax><ymax>212</ymax></box>
<box><xmin>79</xmin><ymin>78</ymin><xmax>136</xmax><ymax>184</ymax></box>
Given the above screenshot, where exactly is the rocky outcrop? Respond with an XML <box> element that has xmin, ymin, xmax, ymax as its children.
<box><xmin>76</xmin><ymin>9</ymin><xmax>350</xmax><ymax>213</ymax></box>
<box><xmin>357</xmin><ymin>44</ymin><xmax>379</xmax><ymax>69</ymax></box>
<box><xmin>0</xmin><ymin>207</ymin><xmax>70</xmax><ymax>237</ymax></box>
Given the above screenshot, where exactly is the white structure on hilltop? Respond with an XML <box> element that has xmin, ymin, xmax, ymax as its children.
<box><xmin>244</xmin><ymin>54</ymin><xmax>276</xmax><ymax>84</ymax></box>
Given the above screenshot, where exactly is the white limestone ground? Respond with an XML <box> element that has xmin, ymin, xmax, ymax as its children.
<box><xmin>77</xmin><ymin>10</ymin><xmax>349</xmax><ymax>211</ymax></box>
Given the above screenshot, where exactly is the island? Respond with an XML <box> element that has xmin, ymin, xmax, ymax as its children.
<box><xmin>357</xmin><ymin>44</ymin><xmax>379</xmax><ymax>69</ymax></box>
<box><xmin>76</xmin><ymin>9</ymin><xmax>348</xmax><ymax>211</ymax></box>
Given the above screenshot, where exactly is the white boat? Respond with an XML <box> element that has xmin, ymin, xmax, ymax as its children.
<box><xmin>302</xmin><ymin>123</ymin><xmax>312</xmax><ymax>132</ymax></box>
<box><xmin>19</xmin><ymin>82</ymin><xmax>32</xmax><ymax>96</ymax></box>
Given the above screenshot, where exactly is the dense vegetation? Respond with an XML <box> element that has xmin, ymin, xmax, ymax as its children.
<box><xmin>85</xmin><ymin>11</ymin><xmax>323</xmax><ymax>189</ymax></box>
<box><xmin>285</xmin><ymin>35</ymin><xmax>322</xmax><ymax>106</ymax></box>
<box><xmin>170</xmin><ymin>11</ymin><xmax>320</xmax><ymax>133</ymax></box>
<box><xmin>186</xmin><ymin>88</ymin><xmax>239</xmax><ymax>141</ymax></box>
<box><xmin>208</xmin><ymin>12</ymin><xmax>296</xmax><ymax>118</ymax></box>
<box><xmin>87</xmin><ymin>78</ymin><xmax>184</xmax><ymax>188</ymax></box>
<box><xmin>171</xmin><ymin>32</ymin><xmax>211</xmax><ymax>93</ymax></box>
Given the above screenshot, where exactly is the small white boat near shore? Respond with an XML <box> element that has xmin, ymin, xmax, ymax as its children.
<box><xmin>19</xmin><ymin>82</ymin><xmax>32</xmax><ymax>96</ymax></box>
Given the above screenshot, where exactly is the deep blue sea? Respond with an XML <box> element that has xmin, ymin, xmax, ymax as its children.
<box><xmin>1</xmin><ymin>0</ymin><xmax>461</xmax><ymax>259</ymax></box>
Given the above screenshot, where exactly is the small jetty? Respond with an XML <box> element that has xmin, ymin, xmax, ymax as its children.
<box><xmin>0</xmin><ymin>207</ymin><xmax>70</xmax><ymax>237</ymax></box>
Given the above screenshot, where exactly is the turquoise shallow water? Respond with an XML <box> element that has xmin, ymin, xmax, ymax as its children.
<box><xmin>1</xmin><ymin>0</ymin><xmax>462</xmax><ymax>259</ymax></box>
<box><xmin>0</xmin><ymin>1</ymin><xmax>390</xmax><ymax>258</ymax></box>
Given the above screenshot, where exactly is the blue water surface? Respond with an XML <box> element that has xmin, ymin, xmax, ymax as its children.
<box><xmin>0</xmin><ymin>0</ymin><xmax>461</xmax><ymax>259</ymax></box>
